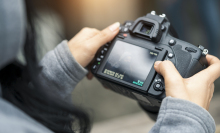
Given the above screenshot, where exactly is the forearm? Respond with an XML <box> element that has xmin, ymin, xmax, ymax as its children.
<box><xmin>149</xmin><ymin>97</ymin><xmax>215</xmax><ymax>133</ymax></box>
<box><xmin>39</xmin><ymin>40</ymin><xmax>88</xmax><ymax>99</ymax></box>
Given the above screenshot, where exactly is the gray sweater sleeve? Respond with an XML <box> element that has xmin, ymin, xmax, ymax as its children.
<box><xmin>149</xmin><ymin>97</ymin><xmax>216</xmax><ymax>133</ymax></box>
<box><xmin>39</xmin><ymin>40</ymin><xmax>88</xmax><ymax>99</ymax></box>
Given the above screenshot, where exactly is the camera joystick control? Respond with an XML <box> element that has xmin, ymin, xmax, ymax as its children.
<box><xmin>154</xmin><ymin>82</ymin><xmax>164</xmax><ymax>91</ymax></box>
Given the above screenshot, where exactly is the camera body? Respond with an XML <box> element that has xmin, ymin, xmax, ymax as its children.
<box><xmin>91</xmin><ymin>11</ymin><xmax>208</xmax><ymax>111</ymax></box>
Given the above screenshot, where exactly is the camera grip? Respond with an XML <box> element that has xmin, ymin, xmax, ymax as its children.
<box><xmin>173</xmin><ymin>45</ymin><xmax>192</xmax><ymax>77</ymax></box>
<box><xmin>173</xmin><ymin>44</ymin><xmax>205</xmax><ymax>78</ymax></box>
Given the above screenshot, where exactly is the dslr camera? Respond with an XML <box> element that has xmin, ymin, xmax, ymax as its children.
<box><xmin>91</xmin><ymin>11</ymin><xmax>208</xmax><ymax>112</ymax></box>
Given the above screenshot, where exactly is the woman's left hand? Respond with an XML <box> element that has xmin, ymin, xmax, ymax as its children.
<box><xmin>68</xmin><ymin>22</ymin><xmax>120</xmax><ymax>79</ymax></box>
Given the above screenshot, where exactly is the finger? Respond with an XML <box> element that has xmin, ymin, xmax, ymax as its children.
<box><xmin>206</xmin><ymin>54</ymin><xmax>220</xmax><ymax>66</ymax></box>
<box><xmin>90</xmin><ymin>22</ymin><xmax>120</xmax><ymax>50</ymax></box>
<box><xmin>209</xmin><ymin>83</ymin><xmax>215</xmax><ymax>101</ymax></box>
<box><xmin>194</xmin><ymin>55</ymin><xmax>220</xmax><ymax>83</ymax></box>
<box><xmin>76</xmin><ymin>27</ymin><xmax>100</xmax><ymax>40</ymax></box>
<box><xmin>86</xmin><ymin>71</ymin><xmax>94</xmax><ymax>80</ymax></box>
<box><xmin>207</xmin><ymin>83</ymin><xmax>215</xmax><ymax>110</ymax></box>
<box><xmin>154</xmin><ymin>60</ymin><xmax>183</xmax><ymax>82</ymax></box>
<box><xmin>154</xmin><ymin>61</ymin><xmax>187</xmax><ymax>98</ymax></box>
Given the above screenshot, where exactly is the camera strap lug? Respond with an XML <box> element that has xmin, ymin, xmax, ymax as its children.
<box><xmin>202</xmin><ymin>49</ymin><xmax>209</xmax><ymax>55</ymax></box>
<box><xmin>198</xmin><ymin>45</ymin><xmax>209</xmax><ymax>55</ymax></box>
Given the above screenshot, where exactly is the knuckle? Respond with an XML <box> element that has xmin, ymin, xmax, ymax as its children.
<box><xmin>82</xmin><ymin>27</ymin><xmax>91</xmax><ymax>32</ymax></box>
<box><xmin>161</xmin><ymin>61</ymin><xmax>173</xmax><ymax>68</ymax></box>
<box><xmin>212</xmin><ymin>83</ymin><xmax>215</xmax><ymax>89</ymax></box>
<box><xmin>91</xmin><ymin>28</ymin><xmax>100</xmax><ymax>33</ymax></box>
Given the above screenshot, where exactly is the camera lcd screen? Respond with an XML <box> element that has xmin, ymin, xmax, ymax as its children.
<box><xmin>102</xmin><ymin>41</ymin><xmax>158</xmax><ymax>87</ymax></box>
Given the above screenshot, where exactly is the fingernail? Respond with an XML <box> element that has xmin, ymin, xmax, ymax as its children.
<box><xmin>155</xmin><ymin>61</ymin><xmax>162</xmax><ymax>67</ymax></box>
<box><xmin>109</xmin><ymin>22</ymin><xmax>120</xmax><ymax>32</ymax></box>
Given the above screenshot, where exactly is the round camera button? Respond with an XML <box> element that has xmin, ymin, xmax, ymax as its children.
<box><xmin>97</xmin><ymin>58</ymin><xmax>101</xmax><ymax>62</ymax></box>
<box><xmin>154</xmin><ymin>82</ymin><xmax>163</xmax><ymax>91</ymax></box>
<box><xmin>169</xmin><ymin>39</ymin><xmax>176</xmax><ymax>46</ymax></box>
<box><xmin>161</xmin><ymin>25</ymin><xmax>166</xmax><ymax>31</ymax></box>
<box><xmin>92</xmin><ymin>65</ymin><xmax>97</xmax><ymax>70</ymax></box>
<box><xmin>156</xmin><ymin>84</ymin><xmax>161</xmax><ymax>88</ymax></box>
<box><xmin>168</xmin><ymin>53</ymin><xmax>174</xmax><ymax>58</ymax></box>
<box><xmin>101</xmin><ymin>50</ymin><xmax>105</xmax><ymax>55</ymax></box>
<box><xmin>104</xmin><ymin>48</ymin><xmax>108</xmax><ymax>51</ymax></box>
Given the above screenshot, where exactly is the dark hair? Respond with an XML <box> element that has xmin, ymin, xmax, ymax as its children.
<box><xmin>0</xmin><ymin>1</ymin><xmax>90</xmax><ymax>133</ymax></box>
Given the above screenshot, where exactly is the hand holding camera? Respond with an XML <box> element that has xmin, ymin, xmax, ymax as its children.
<box><xmin>154</xmin><ymin>55</ymin><xmax>220</xmax><ymax>110</ymax></box>
<box><xmin>68</xmin><ymin>22</ymin><xmax>120</xmax><ymax>68</ymax></box>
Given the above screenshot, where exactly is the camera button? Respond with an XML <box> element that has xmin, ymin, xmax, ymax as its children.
<box><xmin>104</xmin><ymin>48</ymin><xmax>108</xmax><ymax>51</ymax></box>
<box><xmin>101</xmin><ymin>50</ymin><xmax>105</xmax><ymax>55</ymax></box>
<box><xmin>154</xmin><ymin>82</ymin><xmax>163</xmax><ymax>91</ymax></box>
<box><xmin>155</xmin><ymin>47</ymin><xmax>163</xmax><ymax>51</ymax></box>
<box><xmin>123</xmin><ymin>34</ymin><xmax>128</xmax><ymax>37</ymax></box>
<box><xmin>100</xmin><ymin>55</ymin><xmax>104</xmax><ymax>59</ymax></box>
<box><xmin>169</xmin><ymin>39</ymin><xmax>176</xmax><ymax>46</ymax></box>
<box><xmin>125</xmin><ymin>22</ymin><xmax>133</xmax><ymax>27</ymax></box>
<box><xmin>156</xmin><ymin>84</ymin><xmax>161</xmax><ymax>88</ymax></box>
<box><xmin>161</xmin><ymin>25</ymin><xmax>166</xmax><ymax>31</ymax></box>
<box><xmin>92</xmin><ymin>65</ymin><xmax>97</xmax><ymax>70</ymax></box>
<box><xmin>168</xmin><ymin>53</ymin><xmax>174</xmax><ymax>58</ymax></box>
<box><xmin>123</xmin><ymin>27</ymin><xmax>129</xmax><ymax>32</ymax></box>
<box><xmin>97</xmin><ymin>58</ymin><xmax>101</xmax><ymax>62</ymax></box>
<box><xmin>185</xmin><ymin>47</ymin><xmax>197</xmax><ymax>53</ymax></box>
<box><xmin>118</xmin><ymin>35</ymin><xmax>125</xmax><ymax>39</ymax></box>
<box><xmin>120</xmin><ymin>27</ymin><xmax>129</xmax><ymax>33</ymax></box>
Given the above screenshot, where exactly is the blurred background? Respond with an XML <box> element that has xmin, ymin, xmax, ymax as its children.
<box><xmin>31</xmin><ymin>0</ymin><xmax>220</xmax><ymax>132</ymax></box>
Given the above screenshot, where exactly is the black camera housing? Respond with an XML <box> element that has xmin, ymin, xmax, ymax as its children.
<box><xmin>91</xmin><ymin>12</ymin><xmax>208</xmax><ymax>111</ymax></box>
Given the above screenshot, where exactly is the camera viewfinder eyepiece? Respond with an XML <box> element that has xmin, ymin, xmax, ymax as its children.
<box><xmin>129</xmin><ymin>17</ymin><xmax>162</xmax><ymax>43</ymax></box>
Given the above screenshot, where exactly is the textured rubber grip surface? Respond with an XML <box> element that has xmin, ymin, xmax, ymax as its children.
<box><xmin>173</xmin><ymin>45</ymin><xmax>192</xmax><ymax>77</ymax></box>
<box><xmin>185</xmin><ymin>59</ymin><xmax>205</xmax><ymax>78</ymax></box>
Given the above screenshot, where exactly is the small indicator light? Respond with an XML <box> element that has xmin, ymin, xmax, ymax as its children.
<box><xmin>98</xmin><ymin>62</ymin><xmax>100</xmax><ymax>65</ymax></box>
<box><xmin>123</xmin><ymin>34</ymin><xmax>128</xmax><ymax>37</ymax></box>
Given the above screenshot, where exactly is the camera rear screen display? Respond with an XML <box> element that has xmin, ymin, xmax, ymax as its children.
<box><xmin>102</xmin><ymin>41</ymin><xmax>158</xmax><ymax>87</ymax></box>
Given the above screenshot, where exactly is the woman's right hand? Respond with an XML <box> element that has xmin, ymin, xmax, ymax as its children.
<box><xmin>154</xmin><ymin>55</ymin><xmax>220</xmax><ymax>110</ymax></box>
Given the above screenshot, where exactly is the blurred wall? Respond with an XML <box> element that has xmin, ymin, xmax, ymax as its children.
<box><xmin>51</xmin><ymin>0</ymin><xmax>157</xmax><ymax>39</ymax></box>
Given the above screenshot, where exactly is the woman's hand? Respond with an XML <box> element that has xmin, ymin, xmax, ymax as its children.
<box><xmin>154</xmin><ymin>55</ymin><xmax>220</xmax><ymax>110</ymax></box>
<box><xmin>68</xmin><ymin>22</ymin><xmax>120</xmax><ymax>68</ymax></box>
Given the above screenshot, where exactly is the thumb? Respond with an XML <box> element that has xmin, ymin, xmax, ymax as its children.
<box><xmin>154</xmin><ymin>61</ymin><xmax>184</xmax><ymax>89</ymax></box>
<box><xmin>91</xmin><ymin>22</ymin><xmax>120</xmax><ymax>50</ymax></box>
<box><xmin>154</xmin><ymin>61</ymin><xmax>187</xmax><ymax>99</ymax></box>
